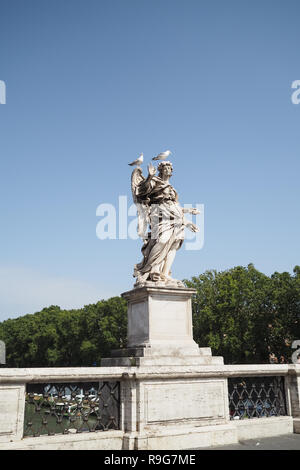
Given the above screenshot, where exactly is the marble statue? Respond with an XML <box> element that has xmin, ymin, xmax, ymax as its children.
<box><xmin>130</xmin><ymin>159</ymin><xmax>199</xmax><ymax>288</ymax></box>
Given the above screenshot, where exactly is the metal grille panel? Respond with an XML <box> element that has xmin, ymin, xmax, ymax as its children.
<box><xmin>24</xmin><ymin>381</ymin><xmax>120</xmax><ymax>437</ymax></box>
<box><xmin>228</xmin><ymin>376</ymin><xmax>287</xmax><ymax>420</ymax></box>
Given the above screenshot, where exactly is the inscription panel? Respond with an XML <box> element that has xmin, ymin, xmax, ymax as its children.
<box><xmin>145</xmin><ymin>380</ymin><xmax>225</xmax><ymax>423</ymax></box>
<box><xmin>128</xmin><ymin>300</ymin><xmax>149</xmax><ymax>346</ymax></box>
<box><xmin>150</xmin><ymin>296</ymin><xmax>190</xmax><ymax>339</ymax></box>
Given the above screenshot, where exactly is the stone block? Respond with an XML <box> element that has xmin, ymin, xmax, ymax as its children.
<box><xmin>142</xmin><ymin>379</ymin><xmax>227</xmax><ymax>424</ymax></box>
<box><xmin>294</xmin><ymin>418</ymin><xmax>300</xmax><ymax>433</ymax></box>
<box><xmin>102</xmin><ymin>285</ymin><xmax>223</xmax><ymax>367</ymax></box>
<box><xmin>0</xmin><ymin>384</ymin><xmax>25</xmax><ymax>443</ymax></box>
<box><xmin>132</xmin><ymin>423</ymin><xmax>238</xmax><ymax>450</ymax></box>
<box><xmin>0</xmin><ymin>341</ymin><xmax>5</xmax><ymax>365</ymax></box>
<box><xmin>0</xmin><ymin>430</ymin><xmax>124</xmax><ymax>450</ymax></box>
<box><xmin>233</xmin><ymin>416</ymin><xmax>293</xmax><ymax>441</ymax></box>
<box><xmin>123</xmin><ymin>286</ymin><xmax>199</xmax><ymax>351</ymax></box>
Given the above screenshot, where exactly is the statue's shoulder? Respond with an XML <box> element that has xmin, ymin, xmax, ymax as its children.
<box><xmin>152</xmin><ymin>175</ymin><xmax>171</xmax><ymax>186</ymax></box>
<box><xmin>151</xmin><ymin>175</ymin><xmax>162</xmax><ymax>183</ymax></box>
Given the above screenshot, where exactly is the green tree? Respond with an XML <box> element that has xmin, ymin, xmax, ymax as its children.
<box><xmin>267</xmin><ymin>267</ymin><xmax>300</xmax><ymax>362</ymax></box>
<box><xmin>0</xmin><ymin>297</ymin><xmax>127</xmax><ymax>367</ymax></box>
<box><xmin>185</xmin><ymin>264</ymin><xmax>274</xmax><ymax>364</ymax></box>
<box><xmin>1</xmin><ymin>266</ymin><xmax>300</xmax><ymax>367</ymax></box>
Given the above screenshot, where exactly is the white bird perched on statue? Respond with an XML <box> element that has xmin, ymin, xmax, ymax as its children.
<box><xmin>152</xmin><ymin>150</ymin><xmax>172</xmax><ymax>161</ymax></box>
<box><xmin>128</xmin><ymin>153</ymin><xmax>144</xmax><ymax>166</ymax></box>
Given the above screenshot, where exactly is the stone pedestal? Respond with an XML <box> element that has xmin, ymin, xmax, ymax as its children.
<box><xmin>102</xmin><ymin>286</ymin><xmax>223</xmax><ymax>367</ymax></box>
<box><xmin>101</xmin><ymin>285</ymin><xmax>231</xmax><ymax>449</ymax></box>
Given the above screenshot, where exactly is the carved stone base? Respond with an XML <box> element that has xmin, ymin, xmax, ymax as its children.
<box><xmin>101</xmin><ymin>285</ymin><xmax>223</xmax><ymax>367</ymax></box>
<box><xmin>101</xmin><ymin>346</ymin><xmax>223</xmax><ymax>367</ymax></box>
<box><xmin>134</xmin><ymin>279</ymin><xmax>185</xmax><ymax>289</ymax></box>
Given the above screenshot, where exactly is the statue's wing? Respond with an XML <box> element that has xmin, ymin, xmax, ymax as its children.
<box><xmin>131</xmin><ymin>167</ymin><xmax>145</xmax><ymax>203</ymax></box>
<box><xmin>131</xmin><ymin>167</ymin><xmax>149</xmax><ymax>240</ymax></box>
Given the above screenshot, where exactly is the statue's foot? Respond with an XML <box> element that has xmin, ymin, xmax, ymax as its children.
<box><xmin>168</xmin><ymin>279</ymin><xmax>185</xmax><ymax>287</ymax></box>
<box><xmin>161</xmin><ymin>274</ymin><xmax>185</xmax><ymax>287</ymax></box>
<box><xmin>150</xmin><ymin>272</ymin><xmax>161</xmax><ymax>282</ymax></box>
<box><xmin>134</xmin><ymin>272</ymin><xmax>185</xmax><ymax>289</ymax></box>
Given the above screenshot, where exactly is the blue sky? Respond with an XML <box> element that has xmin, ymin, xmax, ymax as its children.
<box><xmin>0</xmin><ymin>0</ymin><xmax>299</xmax><ymax>320</ymax></box>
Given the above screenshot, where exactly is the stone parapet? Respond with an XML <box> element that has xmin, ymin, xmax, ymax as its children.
<box><xmin>0</xmin><ymin>364</ymin><xmax>299</xmax><ymax>449</ymax></box>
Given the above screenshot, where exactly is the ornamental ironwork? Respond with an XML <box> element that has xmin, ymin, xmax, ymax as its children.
<box><xmin>228</xmin><ymin>376</ymin><xmax>287</xmax><ymax>420</ymax></box>
<box><xmin>24</xmin><ymin>381</ymin><xmax>120</xmax><ymax>437</ymax></box>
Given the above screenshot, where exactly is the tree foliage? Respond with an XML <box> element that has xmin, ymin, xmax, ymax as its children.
<box><xmin>185</xmin><ymin>264</ymin><xmax>300</xmax><ymax>364</ymax></box>
<box><xmin>0</xmin><ymin>265</ymin><xmax>300</xmax><ymax>367</ymax></box>
<box><xmin>0</xmin><ymin>297</ymin><xmax>127</xmax><ymax>367</ymax></box>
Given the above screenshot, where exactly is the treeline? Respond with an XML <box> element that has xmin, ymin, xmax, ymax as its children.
<box><xmin>0</xmin><ymin>264</ymin><xmax>300</xmax><ymax>367</ymax></box>
<box><xmin>0</xmin><ymin>297</ymin><xmax>127</xmax><ymax>367</ymax></box>
<box><xmin>185</xmin><ymin>264</ymin><xmax>300</xmax><ymax>364</ymax></box>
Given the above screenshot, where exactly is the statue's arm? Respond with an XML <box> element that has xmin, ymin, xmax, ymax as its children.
<box><xmin>137</xmin><ymin>164</ymin><xmax>156</xmax><ymax>197</ymax></box>
<box><xmin>182</xmin><ymin>207</ymin><xmax>200</xmax><ymax>215</ymax></box>
<box><xmin>182</xmin><ymin>206</ymin><xmax>200</xmax><ymax>232</ymax></box>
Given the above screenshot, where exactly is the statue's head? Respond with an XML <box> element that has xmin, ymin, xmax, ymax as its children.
<box><xmin>158</xmin><ymin>161</ymin><xmax>173</xmax><ymax>179</ymax></box>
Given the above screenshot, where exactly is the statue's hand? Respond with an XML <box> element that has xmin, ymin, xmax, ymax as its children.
<box><xmin>190</xmin><ymin>208</ymin><xmax>200</xmax><ymax>215</ymax></box>
<box><xmin>148</xmin><ymin>163</ymin><xmax>156</xmax><ymax>177</ymax></box>
<box><xmin>186</xmin><ymin>221</ymin><xmax>199</xmax><ymax>233</ymax></box>
<box><xmin>182</xmin><ymin>208</ymin><xmax>200</xmax><ymax>215</ymax></box>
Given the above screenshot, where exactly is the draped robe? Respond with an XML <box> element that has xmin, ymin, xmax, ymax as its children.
<box><xmin>134</xmin><ymin>175</ymin><xmax>185</xmax><ymax>282</ymax></box>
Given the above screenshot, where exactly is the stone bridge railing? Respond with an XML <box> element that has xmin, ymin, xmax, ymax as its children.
<box><xmin>0</xmin><ymin>364</ymin><xmax>299</xmax><ymax>450</ymax></box>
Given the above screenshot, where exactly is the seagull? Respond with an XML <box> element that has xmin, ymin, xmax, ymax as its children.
<box><xmin>152</xmin><ymin>150</ymin><xmax>172</xmax><ymax>161</ymax></box>
<box><xmin>128</xmin><ymin>153</ymin><xmax>143</xmax><ymax>166</ymax></box>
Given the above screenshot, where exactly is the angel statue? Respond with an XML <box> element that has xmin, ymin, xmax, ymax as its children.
<box><xmin>130</xmin><ymin>159</ymin><xmax>199</xmax><ymax>288</ymax></box>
